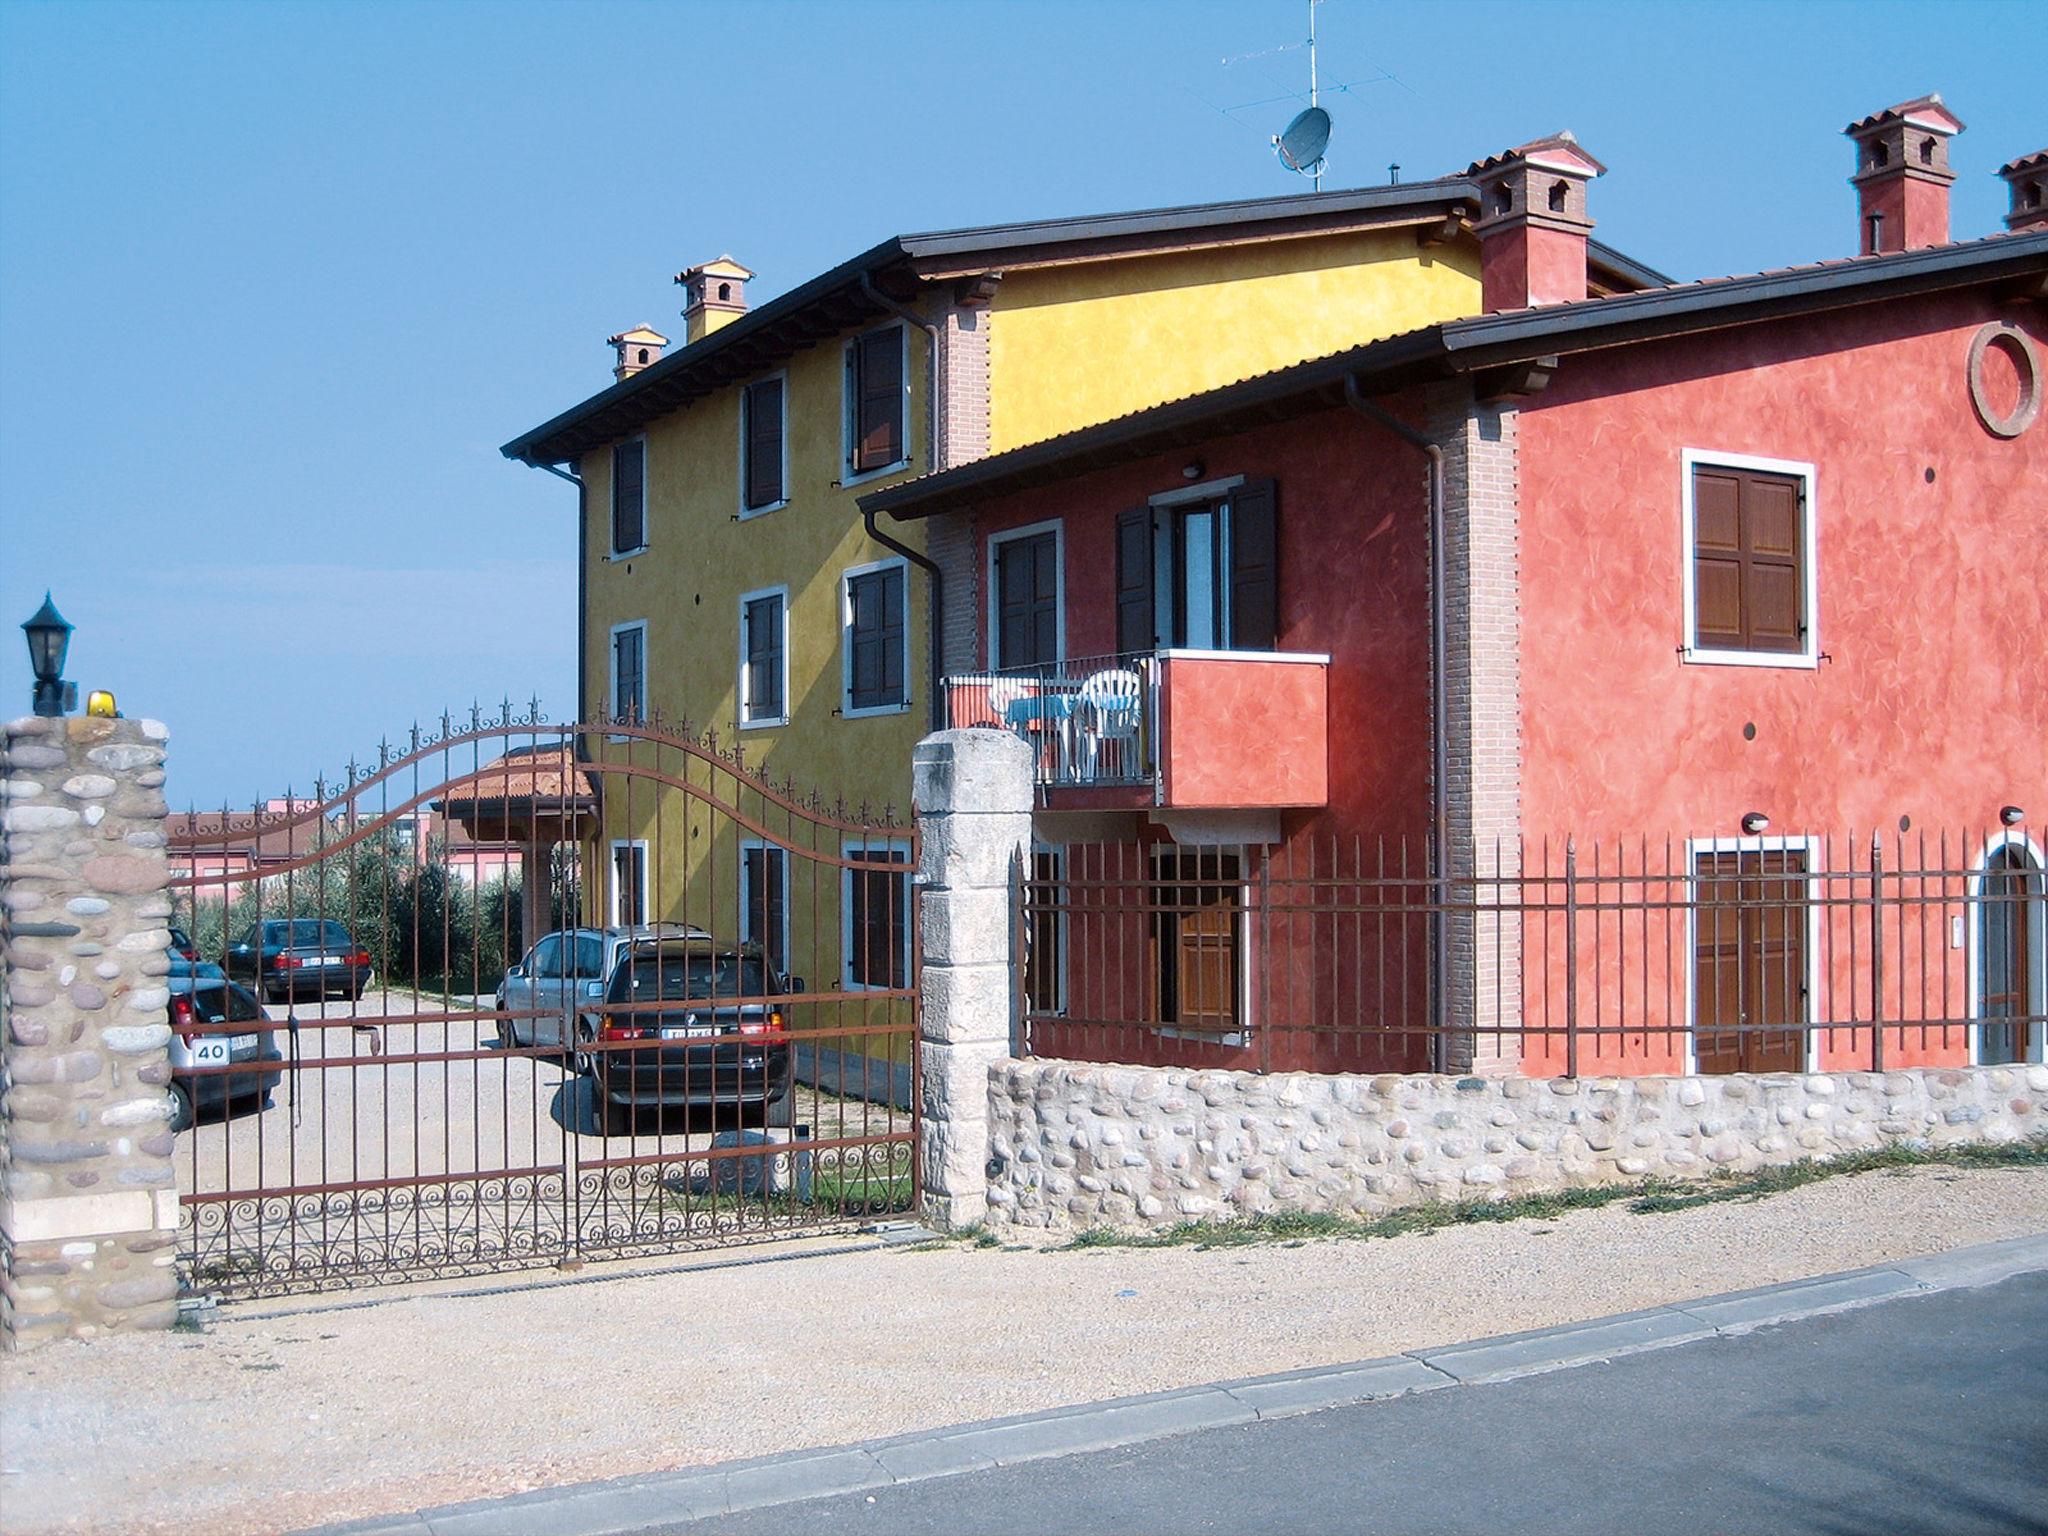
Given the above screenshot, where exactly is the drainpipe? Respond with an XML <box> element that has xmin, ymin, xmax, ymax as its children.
<box><xmin>1343</xmin><ymin>376</ymin><xmax>1450</xmax><ymax>1060</ymax></box>
<box><xmin>858</xmin><ymin>272</ymin><xmax>950</xmax><ymax>733</ymax></box>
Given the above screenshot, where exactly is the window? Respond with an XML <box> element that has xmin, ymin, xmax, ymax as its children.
<box><xmin>738</xmin><ymin>587</ymin><xmax>788</xmax><ymax>728</ymax></box>
<box><xmin>610</xmin><ymin>622</ymin><xmax>647</xmax><ymax>724</ymax></box>
<box><xmin>1977</xmin><ymin>840</ymin><xmax>2045</xmax><ymax>1066</ymax></box>
<box><xmin>741</xmin><ymin>375</ymin><xmax>786</xmax><ymax>514</ymax></box>
<box><xmin>611</xmin><ymin>438</ymin><xmax>646</xmax><ymax>556</ymax></box>
<box><xmin>528</xmin><ymin>935</ymin><xmax>563</xmax><ymax>978</ymax></box>
<box><xmin>843</xmin><ymin>324</ymin><xmax>906</xmax><ymax>480</ymax></box>
<box><xmin>610</xmin><ymin>840</ymin><xmax>648</xmax><ymax>928</ymax></box>
<box><xmin>843</xmin><ymin>840</ymin><xmax>911</xmax><ymax>990</ymax></box>
<box><xmin>843</xmin><ymin>558</ymin><xmax>908</xmax><ymax>715</ymax></box>
<box><xmin>570</xmin><ymin>933</ymin><xmax>605</xmax><ymax>980</ymax></box>
<box><xmin>1116</xmin><ymin>478</ymin><xmax>1278</xmax><ymax>656</ymax></box>
<box><xmin>1690</xmin><ymin>843</ymin><xmax>1812</xmax><ymax>1075</ymax></box>
<box><xmin>1025</xmin><ymin>846</ymin><xmax>1067</xmax><ymax>1016</ymax></box>
<box><xmin>990</xmin><ymin>523</ymin><xmax>1063</xmax><ymax>671</ymax></box>
<box><xmin>1151</xmin><ymin>847</ymin><xmax>1245</xmax><ymax>1040</ymax></box>
<box><xmin>1682</xmin><ymin>452</ymin><xmax>1816</xmax><ymax>666</ymax></box>
<box><xmin>741</xmin><ymin>841</ymin><xmax>790</xmax><ymax>975</ymax></box>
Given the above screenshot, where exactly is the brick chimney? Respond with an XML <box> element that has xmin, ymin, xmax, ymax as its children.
<box><xmin>1998</xmin><ymin>150</ymin><xmax>2048</xmax><ymax>233</ymax></box>
<box><xmin>674</xmin><ymin>256</ymin><xmax>754</xmax><ymax>343</ymax></box>
<box><xmin>1465</xmin><ymin>133</ymin><xmax>1606</xmax><ymax>313</ymax></box>
<box><xmin>606</xmin><ymin>324</ymin><xmax>669</xmax><ymax>383</ymax></box>
<box><xmin>1844</xmin><ymin>95</ymin><xmax>1965</xmax><ymax>254</ymax></box>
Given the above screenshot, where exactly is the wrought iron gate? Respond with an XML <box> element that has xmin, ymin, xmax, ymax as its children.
<box><xmin>166</xmin><ymin>712</ymin><xmax>918</xmax><ymax>1298</ymax></box>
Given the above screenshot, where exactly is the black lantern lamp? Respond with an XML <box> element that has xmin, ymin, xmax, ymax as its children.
<box><xmin>22</xmin><ymin>592</ymin><xmax>78</xmax><ymax>718</ymax></box>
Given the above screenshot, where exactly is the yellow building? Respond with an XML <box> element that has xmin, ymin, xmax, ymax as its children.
<box><xmin>500</xmin><ymin>183</ymin><xmax>1662</xmax><ymax>1077</ymax></box>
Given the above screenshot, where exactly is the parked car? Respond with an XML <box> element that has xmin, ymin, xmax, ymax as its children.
<box><xmin>494</xmin><ymin>923</ymin><xmax>703</xmax><ymax>1071</ymax></box>
<box><xmin>167</xmin><ymin>959</ymin><xmax>283</xmax><ymax>1132</ymax></box>
<box><xmin>167</xmin><ymin>925</ymin><xmax>201</xmax><ymax>963</ymax></box>
<box><xmin>591</xmin><ymin>935</ymin><xmax>798</xmax><ymax>1134</ymax></box>
<box><xmin>226</xmin><ymin>919</ymin><xmax>373</xmax><ymax>1002</ymax></box>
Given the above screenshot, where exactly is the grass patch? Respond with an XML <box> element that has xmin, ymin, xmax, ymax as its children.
<box><xmin>1017</xmin><ymin>1135</ymin><xmax>2048</xmax><ymax>1253</ymax></box>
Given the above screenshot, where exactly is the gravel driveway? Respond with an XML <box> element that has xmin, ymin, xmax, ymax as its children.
<box><xmin>2</xmin><ymin>1161</ymin><xmax>2043</xmax><ymax>1536</ymax></box>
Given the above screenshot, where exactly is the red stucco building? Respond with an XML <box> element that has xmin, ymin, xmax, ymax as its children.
<box><xmin>866</xmin><ymin>99</ymin><xmax>2048</xmax><ymax>1081</ymax></box>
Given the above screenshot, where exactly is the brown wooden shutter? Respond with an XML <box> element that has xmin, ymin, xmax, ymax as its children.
<box><xmin>1692</xmin><ymin>465</ymin><xmax>1804</xmax><ymax>653</ymax></box>
<box><xmin>1694</xmin><ymin>850</ymin><xmax>1807</xmax><ymax>1074</ymax></box>
<box><xmin>1741</xmin><ymin>473</ymin><xmax>1803</xmax><ymax>653</ymax></box>
<box><xmin>745</xmin><ymin>379</ymin><xmax>783</xmax><ymax>509</ymax></box>
<box><xmin>996</xmin><ymin>532</ymin><xmax>1060</xmax><ymax>670</ymax></box>
<box><xmin>854</xmin><ymin>328</ymin><xmax>903</xmax><ymax>473</ymax></box>
<box><xmin>849</xmin><ymin>567</ymin><xmax>906</xmax><ymax>710</ymax></box>
<box><xmin>1115</xmin><ymin>507</ymin><xmax>1155</xmax><ymax>659</ymax></box>
<box><xmin>611</xmin><ymin>440</ymin><xmax>645</xmax><ymax>554</ymax></box>
<box><xmin>1229</xmin><ymin>477</ymin><xmax>1278</xmax><ymax>651</ymax></box>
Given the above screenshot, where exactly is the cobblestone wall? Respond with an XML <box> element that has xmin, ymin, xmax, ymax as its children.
<box><xmin>2</xmin><ymin>715</ymin><xmax>180</xmax><ymax>1348</ymax></box>
<box><xmin>986</xmin><ymin>1058</ymin><xmax>2048</xmax><ymax>1231</ymax></box>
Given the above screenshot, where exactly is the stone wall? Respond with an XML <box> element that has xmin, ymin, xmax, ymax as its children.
<box><xmin>985</xmin><ymin>1057</ymin><xmax>2048</xmax><ymax>1231</ymax></box>
<box><xmin>1</xmin><ymin>715</ymin><xmax>180</xmax><ymax>1349</ymax></box>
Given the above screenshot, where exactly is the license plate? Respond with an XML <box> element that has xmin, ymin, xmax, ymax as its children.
<box><xmin>192</xmin><ymin>1039</ymin><xmax>230</xmax><ymax>1065</ymax></box>
<box><xmin>659</xmin><ymin>1023</ymin><xmax>714</xmax><ymax>1040</ymax></box>
<box><xmin>230</xmin><ymin>1033</ymin><xmax>259</xmax><ymax>1052</ymax></box>
<box><xmin>316</xmin><ymin>954</ymin><xmax>345</xmax><ymax>966</ymax></box>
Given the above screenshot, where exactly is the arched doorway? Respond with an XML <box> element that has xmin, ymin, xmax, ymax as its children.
<box><xmin>1978</xmin><ymin>840</ymin><xmax>2045</xmax><ymax>1065</ymax></box>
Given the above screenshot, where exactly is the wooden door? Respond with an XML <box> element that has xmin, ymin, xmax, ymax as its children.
<box><xmin>995</xmin><ymin>531</ymin><xmax>1060</xmax><ymax>671</ymax></box>
<box><xmin>1694</xmin><ymin>850</ymin><xmax>1807</xmax><ymax>1074</ymax></box>
<box><xmin>1980</xmin><ymin>846</ymin><xmax>2040</xmax><ymax>1065</ymax></box>
<box><xmin>1155</xmin><ymin>851</ymin><xmax>1241</xmax><ymax>1035</ymax></box>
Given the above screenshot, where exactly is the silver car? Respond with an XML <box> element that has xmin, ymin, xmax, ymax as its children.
<box><xmin>494</xmin><ymin>925</ymin><xmax>704</xmax><ymax>1072</ymax></box>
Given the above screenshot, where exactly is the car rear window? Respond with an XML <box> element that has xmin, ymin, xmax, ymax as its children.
<box><xmin>177</xmin><ymin>983</ymin><xmax>267</xmax><ymax>1023</ymax></box>
<box><xmin>265</xmin><ymin>920</ymin><xmax>352</xmax><ymax>947</ymax></box>
<box><xmin>616</xmin><ymin>953</ymin><xmax>769</xmax><ymax>1000</ymax></box>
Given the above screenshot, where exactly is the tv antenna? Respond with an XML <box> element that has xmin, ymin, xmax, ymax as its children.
<box><xmin>1272</xmin><ymin>1</ymin><xmax>1330</xmax><ymax>189</ymax></box>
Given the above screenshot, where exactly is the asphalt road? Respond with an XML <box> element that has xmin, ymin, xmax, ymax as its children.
<box><xmin>672</xmin><ymin>1272</ymin><xmax>2048</xmax><ymax>1536</ymax></box>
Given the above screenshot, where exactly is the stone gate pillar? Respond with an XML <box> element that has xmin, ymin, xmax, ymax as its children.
<box><xmin>911</xmin><ymin>729</ymin><xmax>1031</xmax><ymax>1230</ymax></box>
<box><xmin>2</xmin><ymin>715</ymin><xmax>179</xmax><ymax>1349</ymax></box>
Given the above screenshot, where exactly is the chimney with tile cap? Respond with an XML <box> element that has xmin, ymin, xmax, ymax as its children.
<box><xmin>1998</xmin><ymin>150</ymin><xmax>2048</xmax><ymax>233</ymax></box>
<box><xmin>607</xmin><ymin>324</ymin><xmax>668</xmax><ymax>383</ymax></box>
<box><xmin>1844</xmin><ymin>95</ymin><xmax>1965</xmax><ymax>254</ymax></box>
<box><xmin>1466</xmin><ymin>132</ymin><xmax>1606</xmax><ymax>313</ymax></box>
<box><xmin>674</xmin><ymin>256</ymin><xmax>754</xmax><ymax>344</ymax></box>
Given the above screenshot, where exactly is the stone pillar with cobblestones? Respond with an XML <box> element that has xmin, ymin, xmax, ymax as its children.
<box><xmin>1</xmin><ymin>715</ymin><xmax>179</xmax><ymax>1350</ymax></box>
<box><xmin>911</xmin><ymin>728</ymin><xmax>1031</xmax><ymax>1230</ymax></box>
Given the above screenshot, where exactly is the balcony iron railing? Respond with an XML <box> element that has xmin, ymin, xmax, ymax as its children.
<box><xmin>942</xmin><ymin>654</ymin><xmax>1154</xmax><ymax>788</ymax></box>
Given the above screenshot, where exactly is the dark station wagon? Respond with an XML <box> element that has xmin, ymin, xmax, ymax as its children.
<box><xmin>592</xmin><ymin>938</ymin><xmax>796</xmax><ymax>1135</ymax></box>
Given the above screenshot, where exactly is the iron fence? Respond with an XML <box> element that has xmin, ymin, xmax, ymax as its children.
<box><xmin>165</xmin><ymin>711</ymin><xmax>918</xmax><ymax>1298</ymax></box>
<box><xmin>1020</xmin><ymin>828</ymin><xmax>2047</xmax><ymax>1078</ymax></box>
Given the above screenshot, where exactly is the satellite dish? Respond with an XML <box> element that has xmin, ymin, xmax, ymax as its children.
<box><xmin>1275</xmin><ymin>105</ymin><xmax>1331</xmax><ymax>175</ymax></box>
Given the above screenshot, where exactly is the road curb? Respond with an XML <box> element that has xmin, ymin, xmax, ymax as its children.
<box><xmin>305</xmin><ymin>1229</ymin><xmax>2048</xmax><ymax>1536</ymax></box>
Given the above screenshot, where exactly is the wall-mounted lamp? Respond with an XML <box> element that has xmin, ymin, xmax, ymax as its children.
<box><xmin>1181</xmin><ymin>461</ymin><xmax>1204</xmax><ymax>481</ymax></box>
<box><xmin>2000</xmin><ymin>805</ymin><xmax>2026</xmax><ymax>826</ymax></box>
<box><xmin>1740</xmin><ymin>811</ymin><xmax>1771</xmax><ymax>835</ymax></box>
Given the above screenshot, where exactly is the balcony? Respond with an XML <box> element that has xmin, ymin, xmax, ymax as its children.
<box><xmin>942</xmin><ymin>650</ymin><xmax>1328</xmax><ymax>811</ymax></box>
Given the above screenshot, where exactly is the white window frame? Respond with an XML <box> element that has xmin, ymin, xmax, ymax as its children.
<box><xmin>739</xmin><ymin>839</ymin><xmax>792</xmax><ymax>978</ymax></box>
<box><xmin>841</xmin><ymin>836</ymin><xmax>913</xmax><ymax>992</ymax></box>
<box><xmin>839</xmin><ymin>322</ymin><xmax>911</xmax><ymax>488</ymax></box>
<box><xmin>607</xmin><ymin>619</ymin><xmax>649</xmax><ymax>739</ymax></box>
<box><xmin>986</xmin><ymin>519</ymin><xmax>1067</xmax><ymax>671</ymax></box>
<box><xmin>1150</xmin><ymin>843</ymin><xmax>1253</xmax><ymax>1049</ymax></box>
<box><xmin>736</xmin><ymin>584</ymin><xmax>790</xmax><ymax>730</ymax></box>
<box><xmin>1682</xmin><ymin>834</ymin><xmax>1823</xmax><ymax>1075</ymax></box>
<box><xmin>608</xmin><ymin>839</ymin><xmax>650</xmax><ymax>928</ymax></box>
<box><xmin>840</xmin><ymin>555</ymin><xmax>912</xmax><ymax>718</ymax></box>
<box><xmin>1678</xmin><ymin>449</ymin><xmax>1819</xmax><ymax>670</ymax></box>
<box><xmin>1966</xmin><ymin>830</ymin><xmax>2048</xmax><ymax>1067</ymax></box>
<box><xmin>737</xmin><ymin>370</ymin><xmax>790</xmax><ymax>519</ymax></box>
<box><xmin>608</xmin><ymin>435</ymin><xmax>650</xmax><ymax>560</ymax></box>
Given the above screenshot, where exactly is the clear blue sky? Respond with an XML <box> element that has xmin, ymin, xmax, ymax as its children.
<box><xmin>2</xmin><ymin>0</ymin><xmax>2039</xmax><ymax>810</ymax></box>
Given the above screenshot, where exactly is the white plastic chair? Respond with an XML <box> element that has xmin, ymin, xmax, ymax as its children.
<box><xmin>1078</xmin><ymin>668</ymin><xmax>1143</xmax><ymax>780</ymax></box>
